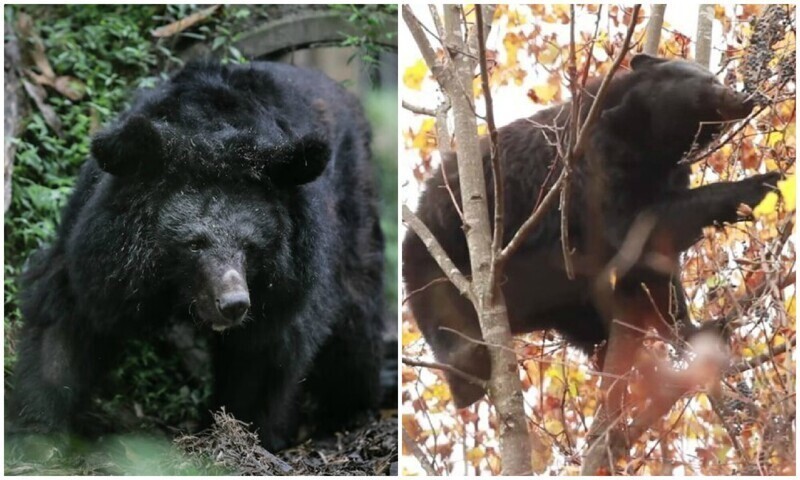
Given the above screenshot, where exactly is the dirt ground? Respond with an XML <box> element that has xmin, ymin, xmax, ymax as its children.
<box><xmin>4</xmin><ymin>410</ymin><xmax>398</xmax><ymax>476</ymax></box>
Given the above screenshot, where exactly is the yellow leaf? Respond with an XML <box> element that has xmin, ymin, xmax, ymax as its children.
<box><xmin>777</xmin><ymin>174</ymin><xmax>796</xmax><ymax>212</ymax></box>
<box><xmin>544</xmin><ymin>418</ymin><xmax>564</xmax><ymax>435</ymax></box>
<box><xmin>402</xmin><ymin>324</ymin><xmax>422</xmax><ymax>347</ymax></box>
<box><xmin>764</xmin><ymin>131</ymin><xmax>784</xmax><ymax>148</ymax></box>
<box><xmin>754</xmin><ymin>174</ymin><xmax>796</xmax><ymax>219</ymax></box>
<box><xmin>422</xmin><ymin>383</ymin><xmax>452</xmax><ymax>402</ymax></box>
<box><xmin>538</xmin><ymin>43</ymin><xmax>560</xmax><ymax>65</ymax></box>
<box><xmin>403</xmin><ymin>59</ymin><xmax>428</xmax><ymax>91</ymax></box>
<box><xmin>544</xmin><ymin>364</ymin><xmax>564</xmax><ymax>381</ymax></box>
<box><xmin>466</xmin><ymin>446</ymin><xmax>485</xmax><ymax>466</ymax></box>
<box><xmin>753</xmin><ymin>192</ymin><xmax>779</xmax><ymax>219</ymax></box>
<box><xmin>411</xmin><ymin>118</ymin><xmax>437</xmax><ymax>151</ymax></box>
<box><xmin>503</xmin><ymin>32</ymin><xmax>521</xmax><ymax>67</ymax></box>
<box><xmin>532</xmin><ymin>82</ymin><xmax>559</xmax><ymax>103</ymax></box>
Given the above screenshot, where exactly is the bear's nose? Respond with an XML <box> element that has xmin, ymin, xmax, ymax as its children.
<box><xmin>217</xmin><ymin>291</ymin><xmax>250</xmax><ymax>321</ymax></box>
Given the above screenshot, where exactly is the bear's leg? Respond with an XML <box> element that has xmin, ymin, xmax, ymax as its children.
<box><xmin>305</xmin><ymin>303</ymin><xmax>383</xmax><ymax>433</ymax></box>
<box><xmin>210</xmin><ymin>341</ymin><xmax>301</xmax><ymax>452</ymax></box>
<box><xmin>408</xmin><ymin>278</ymin><xmax>490</xmax><ymax>408</ymax></box>
<box><xmin>653</xmin><ymin>172</ymin><xmax>781</xmax><ymax>251</ymax></box>
<box><xmin>12</xmin><ymin>319</ymin><xmax>121</xmax><ymax>434</ymax></box>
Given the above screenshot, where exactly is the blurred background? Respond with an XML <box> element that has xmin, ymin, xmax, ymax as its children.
<box><xmin>4</xmin><ymin>4</ymin><xmax>397</xmax><ymax>475</ymax></box>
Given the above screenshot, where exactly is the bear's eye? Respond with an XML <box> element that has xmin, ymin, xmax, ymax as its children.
<box><xmin>186</xmin><ymin>238</ymin><xmax>209</xmax><ymax>252</ymax></box>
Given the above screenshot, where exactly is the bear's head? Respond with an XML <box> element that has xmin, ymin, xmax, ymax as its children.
<box><xmin>602</xmin><ymin>54</ymin><xmax>754</xmax><ymax>161</ymax></box>
<box><xmin>154</xmin><ymin>185</ymin><xmax>297</xmax><ymax>331</ymax></box>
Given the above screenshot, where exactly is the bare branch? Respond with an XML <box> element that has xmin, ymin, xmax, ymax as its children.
<box><xmin>560</xmin><ymin>5</ymin><xmax>580</xmax><ymax>280</ymax></box>
<box><xmin>500</xmin><ymin>5</ymin><xmax>642</xmax><ymax>267</ymax></box>
<box><xmin>434</xmin><ymin>101</ymin><xmax>452</xmax><ymax>154</ymax></box>
<box><xmin>402</xmin><ymin>205</ymin><xmax>474</xmax><ymax>303</ymax></box>
<box><xmin>402</xmin><ymin>5</ymin><xmax>445</xmax><ymax>80</ymax></box>
<box><xmin>428</xmin><ymin>4</ymin><xmax>444</xmax><ymax>39</ymax></box>
<box><xmin>499</xmin><ymin>168</ymin><xmax>567</xmax><ymax>264</ymax></box>
<box><xmin>727</xmin><ymin>337</ymin><xmax>796</xmax><ymax>374</ymax></box>
<box><xmin>402</xmin><ymin>100</ymin><xmax>436</xmax><ymax>117</ymax></box>
<box><xmin>402</xmin><ymin>356</ymin><xmax>489</xmax><ymax>389</ymax></box>
<box><xmin>475</xmin><ymin>5</ymin><xmax>504</xmax><ymax>276</ymax></box>
<box><xmin>574</xmin><ymin>4</ymin><xmax>641</xmax><ymax>160</ymax></box>
<box><xmin>402</xmin><ymin>430</ymin><xmax>438</xmax><ymax>476</ymax></box>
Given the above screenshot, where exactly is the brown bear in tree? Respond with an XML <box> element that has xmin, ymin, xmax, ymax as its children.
<box><xmin>403</xmin><ymin>54</ymin><xmax>781</xmax><ymax>408</ymax></box>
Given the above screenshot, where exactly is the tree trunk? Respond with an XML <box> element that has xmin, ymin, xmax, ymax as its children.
<box><xmin>695</xmin><ymin>4</ymin><xmax>714</xmax><ymax>67</ymax></box>
<box><xmin>440</xmin><ymin>6</ymin><xmax>532</xmax><ymax>475</ymax></box>
<box><xmin>4</xmin><ymin>19</ymin><xmax>25</xmax><ymax>213</ymax></box>
<box><xmin>644</xmin><ymin>5</ymin><xmax>666</xmax><ymax>55</ymax></box>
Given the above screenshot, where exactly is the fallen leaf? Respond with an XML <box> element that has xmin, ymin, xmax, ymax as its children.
<box><xmin>21</xmin><ymin>78</ymin><xmax>63</xmax><ymax>137</ymax></box>
<box><xmin>151</xmin><ymin>5</ymin><xmax>221</xmax><ymax>38</ymax></box>
<box><xmin>53</xmin><ymin>75</ymin><xmax>87</xmax><ymax>101</ymax></box>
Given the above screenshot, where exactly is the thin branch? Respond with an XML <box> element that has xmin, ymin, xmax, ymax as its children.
<box><xmin>573</xmin><ymin>4</ymin><xmax>641</xmax><ymax>161</ymax></box>
<box><xmin>434</xmin><ymin>99</ymin><xmax>453</xmax><ymax>154</ymax></box>
<box><xmin>402</xmin><ymin>5</ymin><xmax>444</xmax><ymax>80</ymax></box>
<box><xmin>499</xmin><ymin>5</ymin><xmax>642</xmax><ymax>266</ymax></box>
<box><xmin>475</xmin><ymin>5</ymin><xmax>503</xmax><ymax>281</ymax></box>
<box><xmin>727</xmin><ymin>337</ymin><xmax>796</xmax><ymax>374</ymax></box>
<box><xmin>402</xmin><ymin>276</ymin><xmax>451</xmax><ymax>305</ymax></box>
<box><xmin>561</xmin><ymin>5</ymin><xmax>580</xmax><ymax>280</ymax></box>
<box><xmin>402</xmin><ymin>430</ymin><xmax>438</xmax><ymax>476</ymax></box>
<box><xmin>402</xmin><ymin>100</ymin><xmax>436</xmax><ymax>117</ymax></box>
<box><xmin>402</xmin><ymin>356</ymin><xmax>489</xmax><ymax>389</ymax></box>
<box><xmin>402</xmin><ymin>205</ymin><xmax>474</xmax><ymax>303</ymax></box>
<box><xmin>499</xmin><ymin>168</ymin><xmax>567</xmax><ymax>264</ymax></box>
<box><xmin>428</xmin><ymin>4</ymin><xmax>445</xmax><ymax>39</ymax></box>
<box><xmin>439</xmin><ymin>156</ymin><xmax>464</xmax><ymax>220</ymax></box>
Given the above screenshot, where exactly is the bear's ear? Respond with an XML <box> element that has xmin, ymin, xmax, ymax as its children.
<box><xmin>91</xmin><ymin>115</ymin><xmax>163</xmax><ymax>177</ymax></box>
<box><xmin>265</xmin><ymin>133</ymin><xmax>331</xmax><ymax>186</ymax></box>
<box><xmin>630</xmin><ymin>53</ymin><xmax>667</xmax><ymax>71</ymax></box>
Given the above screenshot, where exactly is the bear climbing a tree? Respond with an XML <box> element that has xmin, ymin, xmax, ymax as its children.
<box><xmin>11</xmin><ymin>61</ymin><xmax>385</xmax><ymax>451</ymax></box>
<box><xmin>403</xmin><ymin>54</ymin><xmax>781</xmax><ymax>408</ymax></box>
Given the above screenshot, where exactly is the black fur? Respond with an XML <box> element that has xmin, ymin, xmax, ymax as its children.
<box><xmin>11</xmin><ymin>61</ymin><xmax>385</xmax><ymax>451</ymax></box>
<box><xmin>403</xmin><ymin>54</ymin><xmax>780</xmax><ymax>408</ymax></box>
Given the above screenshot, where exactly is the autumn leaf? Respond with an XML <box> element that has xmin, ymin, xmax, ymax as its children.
<box><xmin>466</xmin><ymin>446</ymin><xmax>485</xmax><ymax>467</ymax></box>
<box><xmin>503</xmin><ymin>32</ymin><xmax>522</xmax><ymax>67</ymax></box>
<box><xmin>402</xmin><ymin>322</ymin><xmax>422</xmax><ymax>346</ymax></box>
<box><xmin>529</xmin><ymin>82</ymin><xmax>559</xmax><ymax>104</ymax></box>
<box><xmin>537</xmin><ymin>43</ymin><xmax>560</xmax><ymax>65</ymax></box>
<box><xmin>422</xmin><ymin>383</ymin><xmax>452</xmax><ymax>403</ymax></box>
<box><xmin>754</xmin><ymin>174</ymin><xmax>796</xmax><ymax>219</ymax></box>
<box><xmin>410</xmin><ymin>118</ymin><xmax>437</xmax><ymax>155</ymax></box>
<box><xmin>777</xmin><ymin>174</ymin><xmax>796</xmax><ymax>211</ymax></box>
<box><xmin>403</xmin><ymin>59</ymin><xmax>428</xmax><ymax>91</ymax></box>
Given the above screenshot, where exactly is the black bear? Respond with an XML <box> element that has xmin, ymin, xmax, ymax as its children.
<box><xmin>403</xmin><ymin>54</ymin><xmax>781</xmax><ymax>408</ymax></box>
<box><xmin>10</xmin><ymin>61</ymin><xmax>385</xmax><ymax>451</ymax></box>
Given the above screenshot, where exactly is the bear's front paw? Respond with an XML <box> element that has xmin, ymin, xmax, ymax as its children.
<box><xmin>736</xmin><ymin>172</ymin><xmax>783</xmax><ymax>216</ymax></box>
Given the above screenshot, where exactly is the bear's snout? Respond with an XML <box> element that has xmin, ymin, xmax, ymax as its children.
<box><xmin>713</xmin><ymin>85</ymin><xmax>754</xmax><ymax>121</ymax></box>
<box><xmin>206</xmin><ymin>266</ymin><xmax>251</xmax><ymax>331</ymax></box>
<box><xmin>217</xmin><ymin>291</ymin><xmax>250</xmax><ymax>322</ymax></box>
